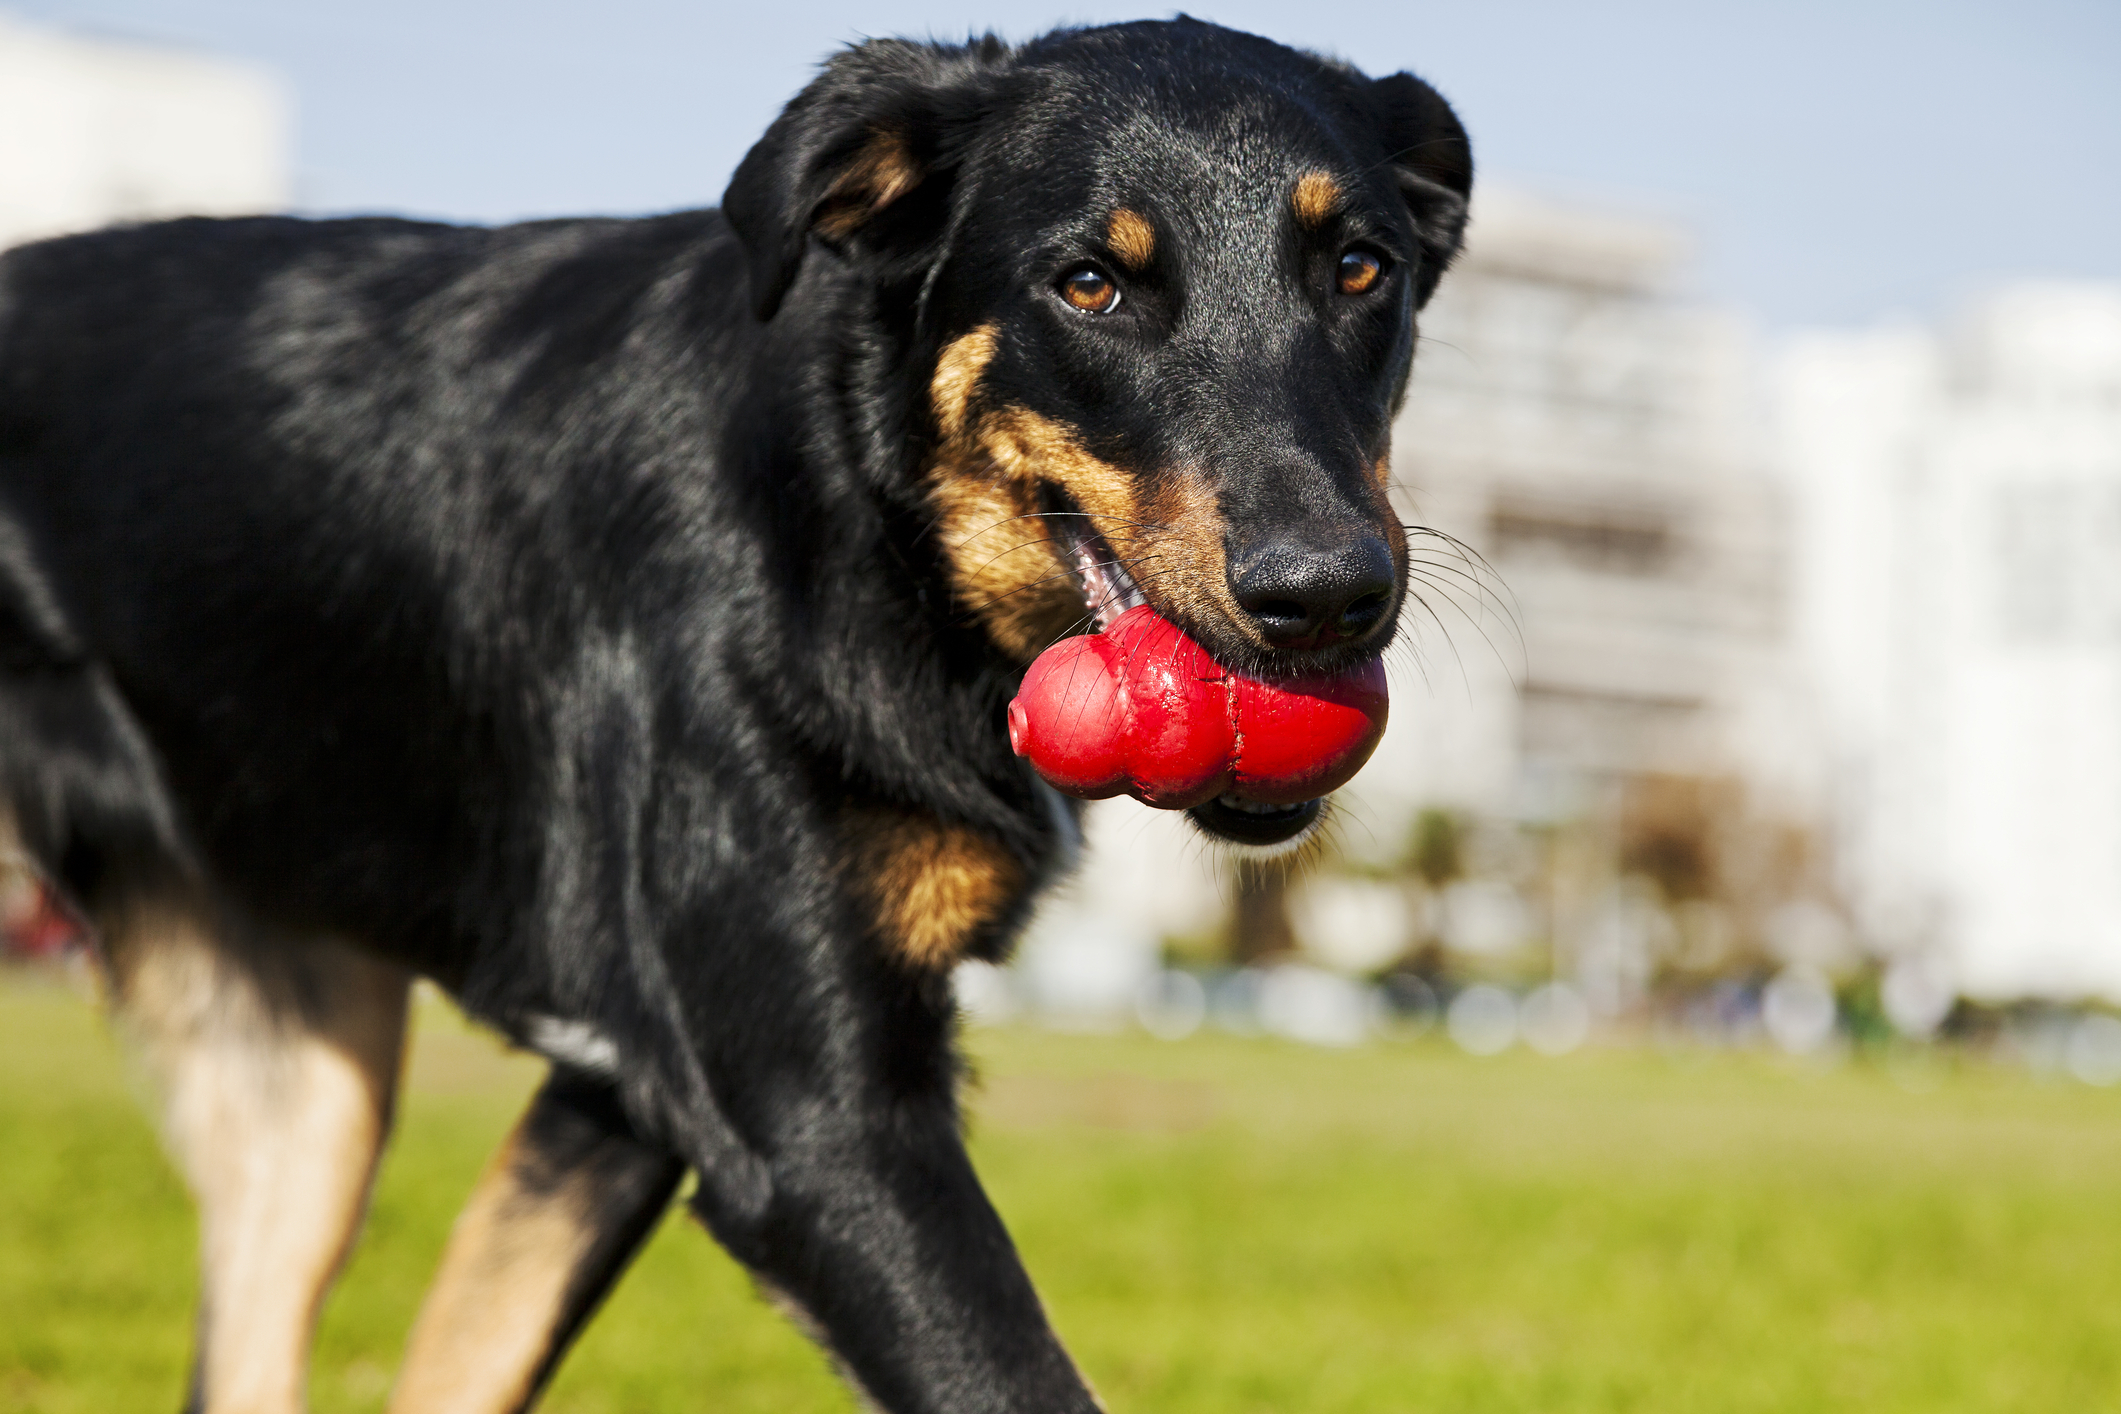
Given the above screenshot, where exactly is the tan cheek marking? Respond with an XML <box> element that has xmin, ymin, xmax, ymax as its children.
<box><xmin>1365</xmin><ymin>451</ymin><xmax>1412</xmax><ymax>595</ymax></box>
<box><xmin>926</xmin><ymin>342</ymin><xmax>1232</xmax><ymax>665</ymax></box>
<box><xmin>931</xmin><ymin>325</ymin><xmax>998</xmax><ymax>442</ymax></box>
<box><xmin>927</xmin><ymin>467</ymin><xmax>1077</xmax><ymax>662</ymax></box>
<box><xmin>815</xmin><ymin>129</ymin><xmax>923</xmax><ymax>240</ymax></box>
<box><xmin>982</xmin><ymin>408</ymin><xmax>1153</xmax><ymax>639</ymax></box>
<box><xmin>984</xmin><ymin>408</ymin><xmax>1140</xmax><ymax>535</ymax></box>
<box><xmin>845</xmin><ymin>808</ymin><xmax>1025</xmax><ymax>968</ymax></box>
<box><xmin>1105</xmin><ymin>208</ymin><xmax>1156</xmax><ymax>270</ymax></box>
<box><xmin>1140</xmin><ymin>466</ymin><xmax>1246</xmax><ymax>643</ymax></box>
<box><xmin>1369</xmin><ymin>449</ymin><xmax>1406</xmax><ymax>527</ymax></box>
<box><xmin>1292</xmin><ymin>171</ymin><xmax>1343</xmax><ymax>228</ymax></box>
<box><xmin>926</xmin><ymin>330</ymin><xmax>1081</xmax><ymax>661</ymax></box>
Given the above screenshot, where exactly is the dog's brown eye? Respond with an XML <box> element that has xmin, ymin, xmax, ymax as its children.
<box><xmin>1337</xmin><ymin>250</ymin><xmax>1384</xmax><ymax>296</ymax></box>
<box><xmin>1060</xmin><ymin>268</ymin><xmax>1121</xmax><ymax>314</ymax></box>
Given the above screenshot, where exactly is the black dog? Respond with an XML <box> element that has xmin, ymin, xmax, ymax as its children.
<box><xmin>0</xmin><ymin>18</ymin><xmax>1469</xmax><ymax>1411</ymax></box>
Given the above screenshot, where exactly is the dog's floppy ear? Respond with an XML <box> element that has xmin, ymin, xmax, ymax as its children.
<box><xmin>1367</xmin><ymin>72</ymin><xmax>1473</xmax><ymax>308</ymax></box>
<box><xmin>723</xmin><ymin>36</ymin><xmax>1010</xmax><ymax>321</ymax></box>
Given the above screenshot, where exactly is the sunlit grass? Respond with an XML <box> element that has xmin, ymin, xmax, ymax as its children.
<box><xmin>6</xmin><ymin>972</ymin><xmax>2121</xmax><ymax>1412</ymax></box>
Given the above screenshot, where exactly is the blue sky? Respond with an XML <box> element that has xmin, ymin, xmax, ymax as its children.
<box><xmin>18</xmin><ymin>0</ymin><xmax>2121</xmax><ymax>327</ymax></box>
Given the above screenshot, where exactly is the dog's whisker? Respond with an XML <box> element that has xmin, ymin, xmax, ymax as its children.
<box><xmin>1401</xmin><ymin>523</ymin><xmax>1516</xmax><ymax>592</ymax></box>
<box><xmin>1399</xmin><ymin>585</ymin><xmax>1515</xmax><ymax>707</ymax></box>
<box><xmin>1398</xmin><ymin>525</ymin><xmax>1522</xmax><ymax>627</ymax></box>
<box><xmin>1403</xmin><ymin>561</ymin><xmax>1521</xmax><ymax>635</ymax></box>
<box><xmin>1404</xmin><ymin>554</ymin><xmax>1521</xmax><ymax>633</ymax></box>
<box><xmin>1402</xmin><ymin>564</ymin><xmax>1526</xmax><ymax>664</ymax></box>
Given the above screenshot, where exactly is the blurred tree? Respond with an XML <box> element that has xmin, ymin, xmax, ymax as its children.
<box><xmin>1228</xmin><ymin>870</ymin><xmax>1298</xmax><ymax>965</ymax></box>
<box><xmin>1407</xmin><ymin>807</ymin><xmax>1468</xmax><ymax>889</ymax></box>
<box><xmin>1618</xmin><ymin>775</ymin><xmax>1721</xmax><ymax>902</ymax></box>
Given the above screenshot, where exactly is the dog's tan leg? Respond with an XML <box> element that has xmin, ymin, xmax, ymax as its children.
<box><xmin>108</xmin><ymin>907</ymin><xmax>410</xmax><ymax>1414</ymax></box>
<box><xmin>391</xmin><ymin>1071</ymin><xmax>684</xmax><ymax>1414</ymax></box>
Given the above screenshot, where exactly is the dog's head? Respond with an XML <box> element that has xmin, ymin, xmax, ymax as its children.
<box><xmin>726</xmin><ymin>19</ymin><xmax>1470</xmax><ymax>845</ymax></box>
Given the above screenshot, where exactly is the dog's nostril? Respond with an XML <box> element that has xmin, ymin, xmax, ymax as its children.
<box><xmin>1249</xmin><ymin>598</ymin><xmax>1311</xmax><ymax>629</ymax></box>
<box><xmin>1337</xmin><ymin>591</ymin><xmax>1389</xmax><ymax>635</ymax></box>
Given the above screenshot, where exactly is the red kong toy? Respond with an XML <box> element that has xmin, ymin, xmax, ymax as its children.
<box><xmin>1007</xmin><ymin>605</ymin><xmax>1389</xmax><ymax>810</ymax></box>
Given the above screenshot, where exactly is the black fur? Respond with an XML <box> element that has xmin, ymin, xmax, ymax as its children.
<box><xmin>0</xmin><ymin>19</ymin><xmax>1467</xmax><ymax>1409</ymax></box>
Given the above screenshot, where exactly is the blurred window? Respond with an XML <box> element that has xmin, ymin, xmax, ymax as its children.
<box><xmin>1994</xmin><ymin>482</ymin><xmax>2121</xmax><ymax>643</ymax></box>
<box><xmin>1491</xmin><ymin>498</ymin><xmax>1673</xmax><ymax>575</ymax></box>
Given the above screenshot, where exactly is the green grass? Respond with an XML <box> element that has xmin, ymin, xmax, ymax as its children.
<box><xmin>7</xmin><ymin>973</ymin><xmax>2121</xmax><ymax>1412</ymax></box>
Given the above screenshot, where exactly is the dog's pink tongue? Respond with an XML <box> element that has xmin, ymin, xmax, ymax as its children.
<box><xmin>1006</xmin><ymin>605</ymin><xmax>1388</xmax><ymax>810</ymax></box>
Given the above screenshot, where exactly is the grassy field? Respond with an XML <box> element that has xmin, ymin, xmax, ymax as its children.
<box><xmin>7</xmin><ymin>974</ymin><xmax>2121</xmax><ymax>1412</ymax></box>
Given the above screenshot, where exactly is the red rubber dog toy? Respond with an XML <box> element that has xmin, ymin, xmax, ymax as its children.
<box><xmin>1006</xmin><ymin>605</ymin><xmax>1388</xmax><ymax>810</ymax></box>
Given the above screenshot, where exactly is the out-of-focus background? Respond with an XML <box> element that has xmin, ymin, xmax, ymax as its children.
<box><xmin>4</xmin><ymin>4</ymin><xmax>2121</xmax><ymax>1410</ymax></box>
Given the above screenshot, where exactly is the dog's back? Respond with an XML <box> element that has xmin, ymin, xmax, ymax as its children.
<box><xmin>1</xmin><ymin>214</ymin><xmax>738</xmax><ymax>961</ymax></box>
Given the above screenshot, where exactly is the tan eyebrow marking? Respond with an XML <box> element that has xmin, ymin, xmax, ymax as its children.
<box><xmin>1292</xmin><ymin>171</ymin><xmax>1343</xmax><ymax>228</ymax></box>
<box><xmin>1105</xmin><ymin>208</ymin><xmax>1157</xmax><ymax>270</ymax></box>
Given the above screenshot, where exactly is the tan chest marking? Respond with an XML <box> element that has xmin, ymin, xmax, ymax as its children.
<box><xmin>845</xmin><ymin>807</ymin><xmax>1025</xmax><ymax>968</ymax></box>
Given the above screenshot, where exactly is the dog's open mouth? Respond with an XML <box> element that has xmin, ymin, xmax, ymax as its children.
<box><xmin>1042</xmin><ymin>501</ymin><xmax>1331</xmax><ymax>850</ymax></box>
<box><xmin>1046</xmin><ymin>499</ymin><xmax>1147</xmax><ymax>631</ymax></box>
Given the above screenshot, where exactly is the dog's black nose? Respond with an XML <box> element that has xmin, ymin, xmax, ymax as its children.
<box><xmin>1230</xmin><ymin>531</ymin><xmax>1395</xmax><ymax>649</ymax></box>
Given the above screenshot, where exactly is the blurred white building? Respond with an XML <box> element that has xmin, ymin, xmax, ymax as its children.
<box><xmin>1346</xmin><ymin>187</ymin><xmax>1805</xmax><ymax>1013</ymax></box>
<box><xmin>1029</xmin><ymin>231</ymin><xmax>2121</xmax><ymax>1018</ymax></box>
<box><xmin>0</xmin><ymin>10</ymin><xmax>288</xmax><ymax>251</ymax></box>
<box><xmin>1365</xmin><ymin>187</ymin><xmax>1793</xmax><ymax>830</ymax></box>
<box><xmin>1777</xmin><ymin>283</ymin><xmax>2121</xmax><ymax>999</ymax></box>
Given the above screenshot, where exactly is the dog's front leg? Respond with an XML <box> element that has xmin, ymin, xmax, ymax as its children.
<box><xmin>681</xmin><ymin>970</ymin><xmax>1101</xmax><ymax>1414</ymax></box>
<box><xmin>392</xmin><ymin>1069</ymin><xmax>685</xmax><ymax>1413</ymax></box>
